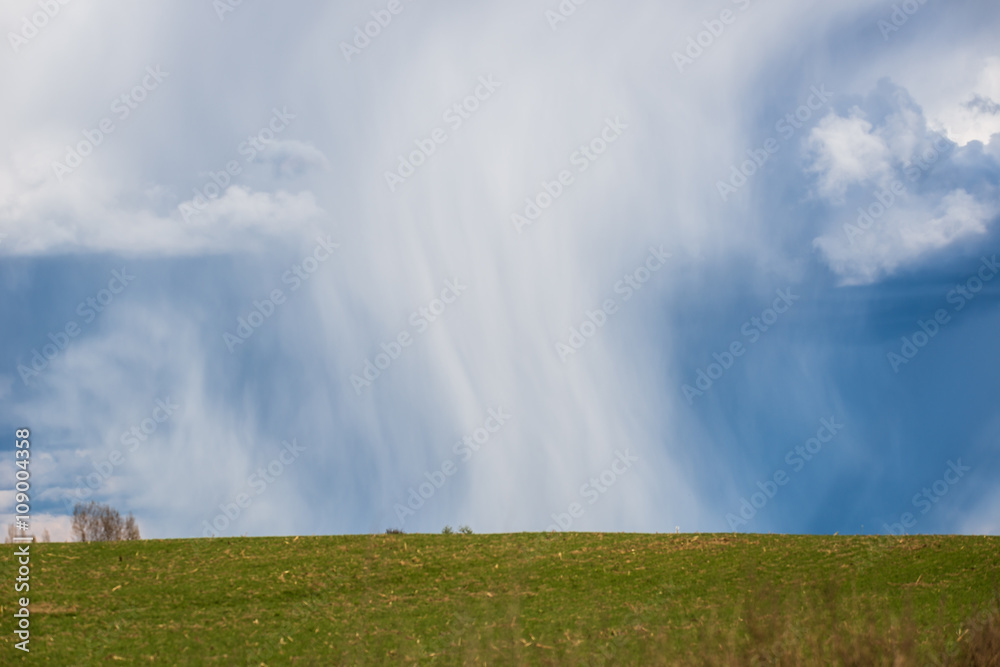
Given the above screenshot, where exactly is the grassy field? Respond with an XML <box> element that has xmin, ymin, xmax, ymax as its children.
<box><xmin>1</xmin><ymin>533</ymin><xmax>998</xmax><ymax>665</ymax></box>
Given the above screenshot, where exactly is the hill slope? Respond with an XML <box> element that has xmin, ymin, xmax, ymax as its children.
<box><xmin>2</xmin><ymin>533</ymin><xmax>999</xmax><ymax>664</ymax></box>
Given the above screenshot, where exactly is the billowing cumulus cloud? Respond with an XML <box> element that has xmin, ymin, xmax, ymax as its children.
<box><xmin>810</xmin><ymin>79</ymin><xmax>1000</xmax><ymax>285</ymax></box>
<box><xmin>807</xmin><ymin>110</ymin><xmax>895</xmax><ymax>201</ymax></box>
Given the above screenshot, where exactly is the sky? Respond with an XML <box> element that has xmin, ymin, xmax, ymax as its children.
<box><xmin>1</xmin><ymin>0</ymin><xmax>998</xmax><ymax>542</ymax></box>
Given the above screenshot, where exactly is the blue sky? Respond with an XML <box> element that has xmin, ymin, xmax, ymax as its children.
<box><xmin>1</xmin><ymin>0</ymin><xmax>998</xmax><ymax>540</ymax></box>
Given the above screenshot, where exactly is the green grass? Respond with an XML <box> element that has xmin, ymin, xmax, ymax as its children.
<box><xmin>2</xmin><ymin>533</ymin><xmax>998</xmax><ymax>665</ymax></box>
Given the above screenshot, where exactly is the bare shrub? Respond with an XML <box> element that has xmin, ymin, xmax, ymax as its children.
<box><xmin>71</xmin><ymin>501</ymin><xmax>141</xmax><ymax>542</ymax></box>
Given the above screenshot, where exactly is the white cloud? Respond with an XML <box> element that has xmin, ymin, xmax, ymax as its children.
<box><xmin>815</xmin><ymin>189</ymin><xmax>994</xmax><ymax>285</ymax></box>
<box><xmin>256</xmin><ymin>139</ymin><xmax>331</xmax><ymax>178</ymax></box>
<box><xmin>0</xmin><ymin>11</ymin><xmax>333</xmax><ymax>257</ymax></box>
<box><xmin>0</xmin><ymin>161</ymin><xmax>328</xmax><ymax>255</ymax></box>
<box><xmin>806</xmin><ymin>109</ymin><xmax>893</xmax><ymax>201</ymax></box>
<box><xmin>899</xmin><ymin>189</ymin><xmax>992</xmax><ymax>253</ymax></box>
<box><xmin>931</xmin><ymin>57</ymin><xmax>1000</xmax><ymax>146</ymax></box>
<box><xmin>808</xmin><ymin>76</ymin><xmax>998</xmax><ymax>285</ymax></box>
<box><xmin>0</xmin><ymin>512</ymin><xmax>74</xmax><ymax>543</ymax></box>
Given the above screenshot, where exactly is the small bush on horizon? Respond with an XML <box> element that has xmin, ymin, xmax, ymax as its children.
<box><xmin>72</xmin><ymin>501</ymin><xmax>140</xmax><ymax>542</ymax></box>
